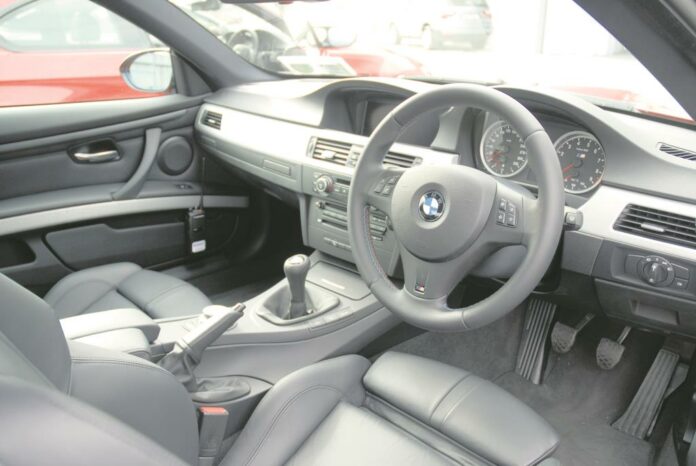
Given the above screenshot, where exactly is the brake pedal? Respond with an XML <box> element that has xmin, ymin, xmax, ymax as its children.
<box><xmin>551</xmin><ymin>313</ymin><xmax>594</xmax><ymax>354</ymax></box>
<box><xmin>596</xmin><ymin>326</ymin><xmax>631</xmax><ymax>370</ymax></box>
<box><xmin>516</xmin><ymin>299</ymin><xmax>556</xmax><ymax>385</ymax></box>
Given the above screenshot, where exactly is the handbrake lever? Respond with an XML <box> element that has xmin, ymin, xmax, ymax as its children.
<box><xmin>159</xmin><ymin>303</ymin><xmax>245</xmax><ymax>391</ymax></box>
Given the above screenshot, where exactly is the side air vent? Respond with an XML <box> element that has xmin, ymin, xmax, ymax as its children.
<box><xmin>202</xmin><ymin>111</ymin><xmax>222</xmax><ymax>130</ymax></box>
<box><xmin>384</xmin><ymin>152</ymin><xmax>422</xmax><ymax>168</ymax></box>
<box><xmin>657</xmin><ymin>143</ymin><xmax>696</xmax><ymax>162</ymax></box>
<box><xmin>614</xmin><ymin>204</ymin><xmax>696</xmax><ymax>249</ymax></box>
<box><xmin>311</xmin><ymin>138</ymin><xmax>352</xmax><ymax>166</ymax></box>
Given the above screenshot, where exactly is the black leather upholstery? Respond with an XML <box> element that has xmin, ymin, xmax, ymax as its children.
<box><xmin>0</xmin><ymin>269</ymin><xmax>558</xmax><ymax>466</ymax></box>
<box><xmin>0</xmin><ymin>273</ymin><xmax>200</xmax><ymax>464</ymax></box>
<box><xmin>223</xmin><ymin>352</ymin><xmax>559</xmax><ymax>466</ymax></box>
<box><xmin>44</xmin><ymin>262</ymin><xmax>211</xmax><ymax>319</ymax></box>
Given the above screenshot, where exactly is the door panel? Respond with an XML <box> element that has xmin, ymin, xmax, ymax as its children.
<box><xmin>0</xmin><ymin>98</ymin><xmax>251</xmax><ymax>292</ymax></box>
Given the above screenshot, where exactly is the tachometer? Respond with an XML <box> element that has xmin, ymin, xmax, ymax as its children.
<box><xmin>555</xmin><ymin>131</ymin><xmax>606</xmax><ymax>194</ymax></box>
<box><xmin>480</xmin><ymin>121</ymin><xmax>528</xmax><ymax>177</ymax></box>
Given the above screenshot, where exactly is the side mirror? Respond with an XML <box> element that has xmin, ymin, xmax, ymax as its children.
<box><xmin>317</xmin><ymin>26</ymin><xmax>356</xmax><ymax>48</ymax></box>
<box><xmin>120</xmin><ymin>49</ymin><xmax>174</xmax><ymax>94</ymax></box>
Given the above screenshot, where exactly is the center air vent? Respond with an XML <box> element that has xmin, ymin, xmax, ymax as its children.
<box><xmin>310</xmin><ymin>137</ymin><xmax>423</xmax><ymax>168</ymax></box>
<box><xmin>202</xmin><ymin>111</ymin><xmax>222</xmax><ymax>130</ymax></box>
<box><xmin>384</xmin><ymin>152</ymin><xmax>421</xmax><ymax>168</ymax></box>
<box><xmin>311</xmin><ymin>138</ymin><xmax>352</xmax><ymax>166</ymax></box>
<box><xmin>657</xmin><ymin>143</ymin><xmax>696</xmax><ymax>162</ymax></box>
<box><xmin>614</xmin><ymin>204</ymin><xmax>696</xmax><ymax>249</ymax></box>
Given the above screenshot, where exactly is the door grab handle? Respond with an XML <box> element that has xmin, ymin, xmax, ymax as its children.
<box><xmin>73</xmin><ymin>150</ymin><xmax>120</xmax><ymax>163</ymax></box>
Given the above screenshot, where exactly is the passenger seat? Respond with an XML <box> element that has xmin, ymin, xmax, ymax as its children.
<box><xmin>44</xmin><ymin>262</ymin><xmax>211</xmax><ymax>319</ymax></box>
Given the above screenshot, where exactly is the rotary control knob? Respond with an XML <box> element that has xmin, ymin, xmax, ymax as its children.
<box><xmin>638</xmin><ymin>256</ymin><xmax>675</xmax><ymax>286</ymax></box>
<box><xmin>313</xmin><ymin>175</ymin><xmax>334</xmax><ymax>194</ymax></box>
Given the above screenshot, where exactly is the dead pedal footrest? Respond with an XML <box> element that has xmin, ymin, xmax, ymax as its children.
<box><xmin>515</xmin><ymin>299</ymin><xmax>557</xmax><ymax>385</ymax></box>
<box><xmin>612</xmin><ymin>348</ymin><xmax>679</xmax><ymax>439</ymax></box>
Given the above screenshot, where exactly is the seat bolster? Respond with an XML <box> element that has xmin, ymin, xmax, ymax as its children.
<box><xmin>68</xmin><ymin>341</ymin><xmax>199</xmax><ymax>465</ymax></box>
<box><xmin>222</xmin><ymin>354</ymin><xmax>371</xmax><ymax>466</ymax></box>
<box><xmin>45</xmin><ymin>263</ymin><xmax>142</xmax><ymax>318</ymax></box>
<box><xmin>365</xmin><ymin>352</ymin><xmax>559</xmax><ymax>466</ymax></box>
<box><xmin>118</xmin><ymin>269</ymin><xmax>211</xmax><ymax>319</ymax></box>
<box><xmin>0</xmin><ymin>376</ymin><xmax>188</xmax><ymax>466</ymax></box>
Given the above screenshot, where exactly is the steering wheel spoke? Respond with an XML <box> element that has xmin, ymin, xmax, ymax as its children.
<box><xmin>400</xmin><ymin>245</ymin><xmax>478</xmax><ymax>301</ymax></box>
<box><xmin>479</xmin><ymin>181</ymin><xmax>539</xmax><ymax>249</ymax></box>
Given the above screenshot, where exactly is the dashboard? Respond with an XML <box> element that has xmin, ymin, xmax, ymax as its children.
<box><xmin>195</xmin><ymin>77</ymin><xmax>696</xmax><ymax>339</ymax></box>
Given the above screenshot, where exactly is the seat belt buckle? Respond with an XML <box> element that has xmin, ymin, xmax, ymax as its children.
<box><xmin>198</xmin><ymin>406</ymin><xmax>228</xmax><ymax>466</ymax></box>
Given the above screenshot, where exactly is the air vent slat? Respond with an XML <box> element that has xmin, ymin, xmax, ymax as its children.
<box><xmin>658</xmin><ymin>143</ymin><xmax>696</xmax><ymax>162</ymax></box>
<box><xmin>311</xmin><ymin>138</ymin><xmax>352</xmax><ymax>166</ymax></box>
<box><xmin>384</xmin><ymin>152</ymin><xmax>421</xmax><ymax>168</ymax></box>
<box><xmin>614</xmin><ymin>204</ymin><xmax>696</xmax><ymax>249</ymax></box>
<box><xmin>202</xmin><ymin>111</ymin><xmax>222</xmax><ymax>130</ymax></box>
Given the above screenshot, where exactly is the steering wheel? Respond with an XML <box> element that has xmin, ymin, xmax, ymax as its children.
<box><xmin>347</xmin><ymin>84</ymin><xmax>564</xmax><ymax>332</ymax></box>
<box><xmin>226</xmin><ymin>29</ymin><xmax>260</xmax><ymax>64</ymax></box>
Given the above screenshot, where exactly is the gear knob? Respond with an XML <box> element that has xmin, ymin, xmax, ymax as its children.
<box><xmin>284</xmin><ymin>254</ymin><xmax>310</xmax><ymax>314</ymax></box>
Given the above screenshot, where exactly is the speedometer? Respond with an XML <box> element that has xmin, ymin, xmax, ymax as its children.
<box><xmin>555</xmin><ymin>131</ymin><xmax>606</xmax><ymax>194</ymax></box>
<box><xmin>480</xmin><ymin>121</ymin><xmax>528</xmax><ymax>177</ymax></box>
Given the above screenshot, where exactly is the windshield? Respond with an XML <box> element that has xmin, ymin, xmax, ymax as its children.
<box><xmin>171</xmin><ymin>0</ymin><xmax>692</xmax><ymax>124</ymax></box>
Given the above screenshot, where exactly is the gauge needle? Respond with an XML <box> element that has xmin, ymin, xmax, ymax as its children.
<box><xmin>562</xmin><ymin>163</ymin><xmax>574</xmax><ymax>173</ymax></box>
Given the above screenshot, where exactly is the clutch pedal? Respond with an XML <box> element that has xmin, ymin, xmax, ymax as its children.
<box><xmin>596</xmin><ymin>326</ymin><xmax>631</xmax><ymax>370</ymax></box>
<box><xmin>551</xmin><ymin>313</ymin><xmax>594</xmax><ymax>354</ymax></box>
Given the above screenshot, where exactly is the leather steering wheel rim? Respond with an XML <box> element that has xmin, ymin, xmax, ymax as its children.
<box><xmin>347</xmin><ymin>84</ymin><xmax>565</xmax><ymax>332</ymax></box>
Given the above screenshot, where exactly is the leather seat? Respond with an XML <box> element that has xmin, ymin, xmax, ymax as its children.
<box><xmin>44</xmin><ymin>262</ymin><xmax>211</xmax><ymax>319</ymax></box>
<box><xmin>0</xmin><ymin>272</ymin><xmax>559</xmax><ymax>465</ymax></box>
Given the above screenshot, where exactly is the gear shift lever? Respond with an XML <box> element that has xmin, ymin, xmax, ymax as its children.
<box><xmin>284</xmin><ymin>254</ymin><xmax>311</xmax><ymax>318</ymax></box>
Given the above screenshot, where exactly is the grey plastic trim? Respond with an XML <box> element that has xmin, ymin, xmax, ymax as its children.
<box><xmin>112</xmin><ymin>128</ymin><xmax>162</xmax><ymax>200</ymax></box>
<box><xmin>0</xmin><ymin>195</ymin><xmax>248</xmax><ymax>236</ymax></box>
<box><xmin>579</xmin><ymin>185</ymin><xmax>696</xmax><ymax>262</ymax></box>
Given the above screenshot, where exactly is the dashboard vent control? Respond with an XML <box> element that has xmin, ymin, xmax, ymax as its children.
<box><xmin>657</xmin><ymin>143</ymin><xmax>696</xmax><ymax>162</ymax></box>
<box><xmin>311</xmin><ymin>138</ymin><xmax>352</xmax><ymax>165</ymax></box>
<box><xmin>384</xmin><ymin>152</ymin><xmax>422</xmax><ymax>168</ymax></box>
<box><xmin>614</xmin><ymin>204</ymin><xmax>696</xmax><ymax>249</ymax></box>
<box><xmin>202</xmin><ymin>111</ymin><xmax>222</xmax><ymax>130</ymax></box>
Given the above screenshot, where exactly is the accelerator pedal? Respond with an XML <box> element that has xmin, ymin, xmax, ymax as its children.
<box><xmin>551</xmin><ymin>313</ymin><xmax>595</xmax><ymax>354</ymax></box>
<box><xmin>613</xmin><ymin>348</ymin><xmax>680</xmax><ymax>439</ymax></box>
<box><xmin>516</xmin><ymin>299</ymin><xmax>557</xmax><ymax>384</ymax></box>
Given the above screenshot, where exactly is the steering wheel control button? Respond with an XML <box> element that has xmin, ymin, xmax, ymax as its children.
<box><xmin>418</xmin><ymin>191</ymin><xmax>445</xmax><ymax>222</ymax></box>
<box><xmin>496</xmin><ymin>198</ymin><xmax>517</xmax><ymax>227</ymax></box>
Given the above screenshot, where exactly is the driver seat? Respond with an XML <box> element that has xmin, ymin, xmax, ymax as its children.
<box><xmin>0</xmin><ymin>271</ymin><xmax>559</xmax><ymax>466</ymax></box>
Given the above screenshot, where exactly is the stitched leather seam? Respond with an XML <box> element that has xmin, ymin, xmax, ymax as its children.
<box><xmin>243</xmin><ymin>385</ymin><xmax>343</xmax><ymax>466</ymax></box>
<box><xmin>439</xmin><ymin>377</ymin><xmax>485</xmax><ymax>429</ymax></box>
<box><xmin>428</xmin><ymin>374</ymin><xmax>470</xmax><ymax>426</ymax></box>
<box><xmin>364</xmin><ymin>393</ymin><xmax>492</xmax><ymax>466</ymax></box>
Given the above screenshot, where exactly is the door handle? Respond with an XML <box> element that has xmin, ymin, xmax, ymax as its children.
<box><xmin>72</xmin><ymin>149</ymin><xmax>120</xmax><ymax>163</ymax></box>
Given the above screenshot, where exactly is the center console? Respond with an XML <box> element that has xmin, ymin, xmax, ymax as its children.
<box><xmin>303</xmin><ymin>165</ymin><xmax>400</xmax><ymax>275</ymax></box>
